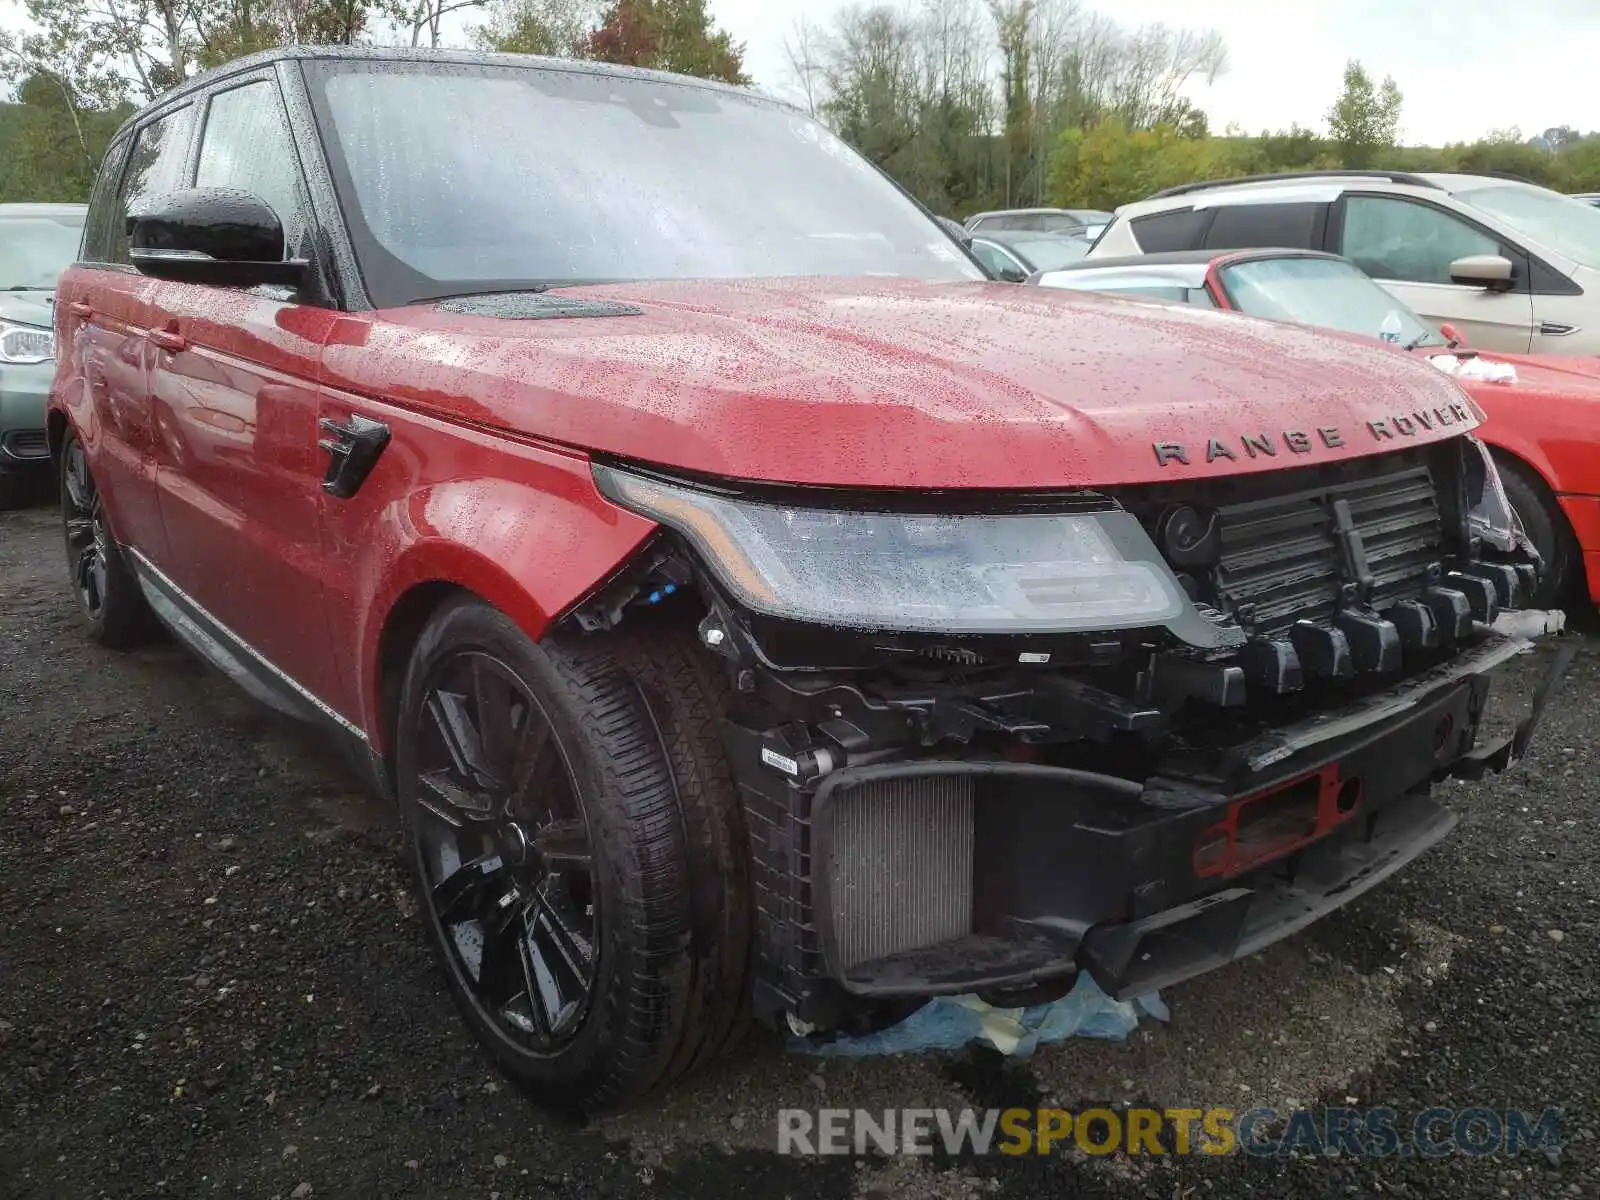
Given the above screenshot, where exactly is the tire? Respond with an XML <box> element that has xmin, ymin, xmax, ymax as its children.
<box><xmin>395</xmin><ymin>597</ymin><xmax>751</xmax><ymax>1113</ymax></box>
<box><xmin>1494</xmin><ymin>455</ymin><xmax>1576</xmax><ymax>609</ymax></box>
<box><xmin>59</xmin><ymin>430</ymin><xmax>159</xmax><ymax>649</ymax></box>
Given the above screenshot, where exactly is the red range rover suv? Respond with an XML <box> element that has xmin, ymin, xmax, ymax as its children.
<box><xmin>49</xmin><ymin>47</ymin><xmax>1564</xmax><ymax>1112</ymax></box>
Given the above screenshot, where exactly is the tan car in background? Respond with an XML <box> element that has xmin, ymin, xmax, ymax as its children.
<box><xmin>1089</xmin><ymin>170</ymin><xmax>1600</xmax><ymax>355</ymax></box>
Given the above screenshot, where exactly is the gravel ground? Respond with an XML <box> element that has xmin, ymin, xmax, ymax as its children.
<box><xmin>1</xmin><ymin>500</ymin><xmax>1596</xmax><ymax>1200</ymax></box>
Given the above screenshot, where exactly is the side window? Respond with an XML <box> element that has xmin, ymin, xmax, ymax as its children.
<box><xmin>1206</xmin><ymin>202</ymin><xmax>1327</xmax><ymax>251</ymax></box>
<box><xmin>1340</xmin><ymin>197</ymin><xmax>1499</xmax><ymax>285</ymax></box>
<box><xmin>1130</xmin><ymin>208</ymin><xmax>1208</xmax><ymax>252</ymax></box>
<box><xmin>971</xmin><ymin>240</ymin><xmax>1022</xmax><ymax>279</ymax></box>
<box><xmin>82</xmin><ymin>138</ymin><xmax>132</xmax><ymax>263</ymax></box>
<box><xmin>113</xmin><ymin>105</ymin><xmax>197</xmax><ymax>265</ymax></box>
<box><xmin>195</xmin><ymin>80</ymin><xmax>310</xmax><ymax>259</ymax></box>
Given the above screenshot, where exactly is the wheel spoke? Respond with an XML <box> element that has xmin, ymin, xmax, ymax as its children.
<box><xmin>507</xmin><ymin>716</ymin><xmax>554</xmax><ymax>806</ymax></box>
<box><xmin>497</xmin><ymin>915</ymin><xmax>552</xmax><ymax>1041</ymax></box>
<box><xmin>532</xmin><ymin>818</ymin><xmax>593</xmax><ymax>868</ymax></box>
<box><xmin>64</xmin><ymin>450</ymin><xmax>92</xmax><ymax>513</ymax></box>
<box><xmin>475</xmin><ymin>885</ymin><xmax>525</xmax><ymax>996</ymax></box>
<box><xmin>431</xmin><ymin>852</ymin><xmax>505</xmax><ymax>926</ymax></box>
<box><xmin>426</xmin><ymin>687</ymin><xmax>489</xmax><ymax>784</ymax></box>
<box><xmin>419</xmin><ymin>768</ymin><xmax>491</xmax><ymax>820</ymax></box>
<box><xmin>530</xmin><ymin>879</ymin><xmax>595</xmax><ymax>1025</ymax></box>
<box><xmin>73</xmin><ymin>545</ymin><xmax>98</xmax><ymax>594</ymax></box>
<box><xmin>90</xmin><ymin>551</ymin><xmax>108</xmax><ymax>606</ymax></box>
<box><xmin>470</xmin><ymin>657</ymin><xmax>518</xmax><ymax>787</ymax></box>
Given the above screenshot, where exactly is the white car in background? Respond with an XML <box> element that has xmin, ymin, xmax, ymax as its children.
<box><xmin>1090</xmin><ymin>170</ymin><xmax>1600</xmax><ymax>356</ymax></box>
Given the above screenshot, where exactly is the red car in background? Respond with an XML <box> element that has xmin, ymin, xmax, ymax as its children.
<box><xmin>1036</xmin><ymin>248</ymin><xmax>1600</xmax><ymax>609</ymax></box>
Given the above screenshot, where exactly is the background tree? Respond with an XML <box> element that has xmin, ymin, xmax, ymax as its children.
<box><xmin>473</xmin><ymin>0</ymin><xmax>595</xmax><ymax>55</ymax></box>
<box><xmin>384</xmin><ymin>0</ymin><xmax>489</xmax><ymax>49</ymax></box>
<box><xmin>586</xmin><ymin>0</ymin><xmax>748</xmax><ymax>84</ymax></box>
<box><xmin>988</xmin><ymin>0</ymin><xmax>1033</xmax><ymax>208</ymax></box>
<box><xmin>1326</xmin><ymin>59</ymin><xmax>1402</xmax><ymax>169</ymax></box>
<box><xmin>198</xmin><ymin>0</ymin><xmax>373</xmax><ymax>69</ymax></box>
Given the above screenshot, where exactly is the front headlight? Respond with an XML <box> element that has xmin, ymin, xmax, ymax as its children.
<box><xmin>0</xmin><ymin>320</ymin><xmax>54</xmax><ymax>365</ymax></box>
<box><xmin>593</xmin><ymin>464</ymin><xmax>1190</xmax><ymax>634</ymax></box>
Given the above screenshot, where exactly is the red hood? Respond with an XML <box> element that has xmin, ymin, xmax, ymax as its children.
<box><xmin>321</xmin><ymin>277</ymin><xmax>1481</xmax><ymax>490</ymax></box>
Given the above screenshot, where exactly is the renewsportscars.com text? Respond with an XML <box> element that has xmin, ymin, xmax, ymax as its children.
<box><xmin>777</xmin><ymin>1106</ymin><xmax>1563</xmax><ymax>1159</ymax></box>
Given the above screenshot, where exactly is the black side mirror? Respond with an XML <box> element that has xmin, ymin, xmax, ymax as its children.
<box><xmin>128</xmin><ymin>187</ymin><xmax>307</xmax><ymax>288</ymax></box>
<box><xmin>996</xmin><ymin>264</ymin><xmax>1028</xmax><ymax>284</ymax></box>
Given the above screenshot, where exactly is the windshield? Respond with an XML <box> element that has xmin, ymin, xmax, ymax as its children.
<box><xmin>1457</xmin><ymin>184</ymin><xmax>1600</xmax><ymax>269</ymax></box>
<box><xmin>0</xmin><ymin>214</ymin><xmax>84</xmax><ymax>290</ymax></box>
<box><xmin>307</xmin><ymin>61</ymin><xmax>982</xmax><ymax>305</ymax></box>
<box><xmin>1009</xmin><ymin>236</ymin><xmax>1091</xmax><ymax>271</ymax></box>
<box><xmin>1219</xmin><ymin>256</ymin><xmax>1445</xmax><ymax>347</ymax></box>
<box><xmin>1036</xmin><ymin>214</ymin><xmax>1087</xmax><ymax>233</ymax></box>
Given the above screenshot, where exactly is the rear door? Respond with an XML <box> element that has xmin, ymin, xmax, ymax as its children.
<box><xmin>62</xmin><ymin>106</ymin><xmax>196</xmax><ymax>563</ymax></box>
<box><xmin>145</xmin><ymin>72</ymin><xmax>345</xmax><ymax>709</ymax></box>
<box><xmin>1332</xmin><ymin>193</ymin><xmax>1534</xmax><ymax>352</ymax></box>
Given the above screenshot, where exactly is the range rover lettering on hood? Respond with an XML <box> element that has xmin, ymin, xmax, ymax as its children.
<box><xmin>1152</xmin><ymin>401</ymin><xmax>1477</xmax><ymax>468</ymax></box>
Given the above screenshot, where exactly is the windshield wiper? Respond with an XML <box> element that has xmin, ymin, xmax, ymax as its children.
<box><xmin>2</xmin><ymin>285</ymin><xmax>47</xmax><ymax>292</ymax></box>
<box><xmin>1402</xmin><ymin>333</ymin><xmax>1438</xmax><ymax>351</ymax></box>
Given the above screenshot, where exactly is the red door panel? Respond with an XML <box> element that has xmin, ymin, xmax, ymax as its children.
<box><xmin>56</xmin><ymin>270</ymin><xmax>167</xmax><ymax>561</ymax></box>
<box><xmin>147</xmin><ymin>281</ymin><xmax>345</xmax><ymax>710</ymax></box>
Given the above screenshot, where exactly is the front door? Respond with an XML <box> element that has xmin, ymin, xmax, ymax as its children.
<box><xmin>1336</xmin><ymin>194</ymin><xmax>1535</xmax><ymax>353</ymax></box>
<box><xmin>146</xmin><ymin>74</ymin><xmax>345</xmax><ymax>713</ymax></box>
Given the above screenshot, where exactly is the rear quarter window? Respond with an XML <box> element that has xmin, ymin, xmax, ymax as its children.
<box><xmin>1129</xmin><ymin>208</ymin><xmax>1209</xmax><ymax>252</ymax></box>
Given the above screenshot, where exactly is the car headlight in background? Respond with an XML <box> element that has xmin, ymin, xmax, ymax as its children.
<box><xmin>593</xmin><ymin>464</ymin><xmax>1191</xmax><ymax>634</ymax></box>
<box><xmin>0</xmin><ymin>320</ymin><xmax>54</xmax><ymax>364</ymax></box>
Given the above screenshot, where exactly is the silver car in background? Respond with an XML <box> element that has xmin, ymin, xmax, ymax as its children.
<box><xmin>1</xmin><ymin>203</ymin><xmax>86</xmax><ymax>508</ymax></box>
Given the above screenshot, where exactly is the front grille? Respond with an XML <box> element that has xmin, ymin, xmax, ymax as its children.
<box><xmin>1123</xmin><ymin>447</ymin><xmax>1450</xmax><ymax>637</ymax></box>
<box><xmin>823</xmin><ymin>777</ymin><xmax>973</xmax><ymax>969</ymax></box>
<box><xmin>1</xmin><ymin>430</ymin><xmax>48</xmax><ymax>460</ymax></box>
<box><xmin>1214</xmin><ymin>461</ymin><xmax>1442</xmax><ymax>635</ymax></box>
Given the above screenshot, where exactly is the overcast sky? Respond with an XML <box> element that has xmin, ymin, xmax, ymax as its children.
<box><xmin>711</xmin><ymin>0</ymin><xmax>1600</xmax><ymax>146</ymax></box>
<box><xmin>3</xmin><ymin>0</ymin><xmax>1595</xmax><ymax>144</ymax></box>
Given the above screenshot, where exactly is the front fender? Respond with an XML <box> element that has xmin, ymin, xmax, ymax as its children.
<box><xmin>325</xmin><ymin>432</ymin><xmax>657</xmax><ymax>743</ymax></box>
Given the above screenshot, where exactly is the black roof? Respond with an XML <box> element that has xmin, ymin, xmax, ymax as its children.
<box><xmin>138</xmin><ymin>44</ymin><xmax>770</xmax><ymax>115</ymax></box>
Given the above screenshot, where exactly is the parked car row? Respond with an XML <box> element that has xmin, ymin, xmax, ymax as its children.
<box><xmin>18</xmin><ymin>50</ymin><xmax>1577</xmax><ymax>1115</ymax></box>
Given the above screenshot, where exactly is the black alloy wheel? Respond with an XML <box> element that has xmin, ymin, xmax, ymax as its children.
<box><xmin>62</xmin><ymin>437</ymin><xmax>110</xmax><ymax>623</ymax></box>
<box><xmin>58</xmin><ymin>430</ymin><xmax>156</xmax><ymax>649</ymax></box>
<box><xmin>411</xmin><ymin>650</ymin><xmax>600</xmax><ymax>1052</ymax></box>
<box><xmin>397</xmin><ymin>599</ymin><xmax>753</xmax><ymax>1112</ymax></box>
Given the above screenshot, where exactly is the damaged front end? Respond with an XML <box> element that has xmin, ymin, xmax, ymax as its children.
<box><xmin>578</xmin><ymin>437</ymin><xmax>1565</xmax><ymax>1033</ymax></box>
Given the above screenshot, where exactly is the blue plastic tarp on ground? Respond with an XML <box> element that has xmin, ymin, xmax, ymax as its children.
<box><xmin>793</xmin><ymin>973</ymin><xmax>1168</xmax><ymax>1058</ymax></box>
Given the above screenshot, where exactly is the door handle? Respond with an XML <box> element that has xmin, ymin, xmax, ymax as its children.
<box><xmin>318</xmin><ymin>414</ymin><xmax>391</xmax><ymax>499</ymax></box>
<box><xmin>69</xmin><ymin>301</ymin><xmax>93</xmax><ymax>319</ymax></box>
<box><xmin>147</xmin><ymin>328</ymin><xmax>186</xmax><ymax>352</ymax></box>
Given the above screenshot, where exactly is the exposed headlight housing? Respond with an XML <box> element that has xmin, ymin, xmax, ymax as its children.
<box><xmin>593</xmin><ymin>464</ymin><xmax>1193</xmax><ymax>635</ymax></box>
<box><xmin>1462</xmin><ymin>435</ymin><xmax>1532</xmax><ymax>557</ymax></box>
<box><xmin>0</xmin><ymin>319</ymin><xmax>54</xmax><ymax>364</ymax></box>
